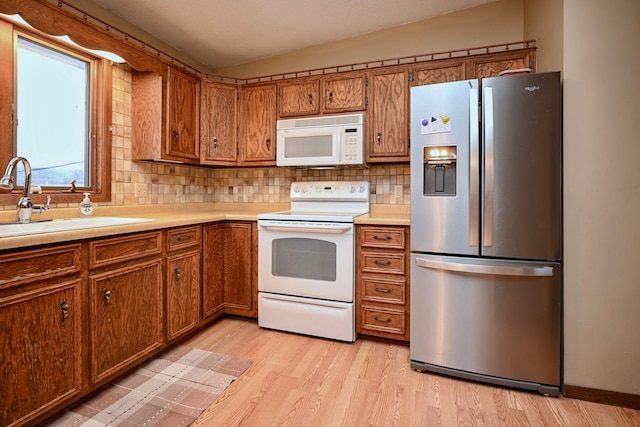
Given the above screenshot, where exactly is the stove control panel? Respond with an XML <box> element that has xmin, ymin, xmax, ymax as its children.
<box><xmin>290</xmin><ymin>181</ymin><xmax>370</xmax><ymax>201</ymax></box>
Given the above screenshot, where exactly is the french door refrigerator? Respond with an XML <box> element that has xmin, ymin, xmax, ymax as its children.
<box><xmin>409</xmin><ymin>72</ymin><xmax>562</xmax><ymax>395</ymax></box>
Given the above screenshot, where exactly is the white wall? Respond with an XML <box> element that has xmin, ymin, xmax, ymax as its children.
<box><xmin>563</xmin><ymin>0</ymin><xmax>640</xmax><ymax>394</ymax></box>
<box><xmin>216</xmin><ymin>0</ymin><xmax>524</xmax><ymax>78</ymax></box>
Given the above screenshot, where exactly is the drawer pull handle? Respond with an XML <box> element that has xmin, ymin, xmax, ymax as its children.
<box><xmin>103</xmin><ymin>288</ymin><xmax>112</xmax><ymax>305</ymax></box>
<box><xmin>374</xmin><ymin>287</ymin><xmax>391</xmax><ymax>293</ymax></box>
<box><xmin>60</xmin><ymin>301</ymin><xmax>69</xmax><ymax>324</ymax></box>
<box><xmin>175</xmin><ymin>268</ymin><xmax>181</xmax><ymax>282</ymax></box>
<box><xmin>373</xmin><ymin>235</ymin><xmax>392</xmax><ymax>241</ymax></box>
<box><xmin>373</xmin><ymin>260</ymin><xmax>392</xmax><ymax>265</ymax></box>
<box><xmin>176</xmin><ymin>235</ymin><xmax>192</xmax><ymax>242</ymax></box>
<box><xmin>374</xmin><ymin>316</ymin><xmax>392</xmax><ymax>323</ymax></box>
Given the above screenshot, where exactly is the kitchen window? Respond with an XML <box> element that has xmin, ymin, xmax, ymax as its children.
<box><xmin>0</xmin><ymin>23</ymin><xmax>111</xmax><ymax>204</ymax></box>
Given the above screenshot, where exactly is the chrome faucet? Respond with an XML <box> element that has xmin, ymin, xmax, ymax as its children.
<box><xmin>0</xmin><ymin>156</ymin><xmax>51</xmax><ymax>223</ymax></box>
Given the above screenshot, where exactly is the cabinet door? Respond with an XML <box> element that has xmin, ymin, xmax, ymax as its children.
<box><xmin>202</xmin><ymin>223</ymin><xmax>225</xmax><ymax>320</ymax></box>
<box><xmin>0</xmin><ymin>280</ymin><xmax>82</xmax><ymax>427</ymax></box>
<box><xmin>468</xmin><ymin>49</ymin><xmax>536</xmax><ymax>79</ymax></box>
<box><xmin>321</xmin><ymin>72</ymin><xmax>366</xmax><ymax>113</ymax></box>
<box><xmin>223</xmin><ymin>222</ymin><xmax>254</xmax><ymax>316</ymax></box>
<box><xmin>368</xmin><ymin>67</ymin><xmax>410</xmax><ymax>162</ymax></box>
<box><xmin>412</xmin><ymin>60</ymin><xmax>466</xmax><ymax>86</ymax></box>
<box><xmin>166</xmin><ymin>67</ymin><xmax>200</xmax><ymax>162</ymax></box>
<box><xmin>279</xmin><ymin>78</ymin><xmax>319</xmax><ymax>117</ymax></box>
<box><xmin>90</xmin><ymin>259</ymin><xmax>163</xmax><ymax>384</ymax></box>
<box><xmin>241</xmin><ymin>84</ymin><xmax>277</xmax><ymax>165</ymax></box>
<box><xmin>166</xmin><ymin>250</ymin><xmax>201</xmax><ymax>342</ymax></box>
<box><xmin>200</xmin><ymin>81</ymin><xmax>238</xmax><ymax>165</ymax></box>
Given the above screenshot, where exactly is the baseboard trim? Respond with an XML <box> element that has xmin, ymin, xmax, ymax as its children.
<box><xmin>564</xmin><ymin>385</ymin><xmax>640</xmax><ymax>410</ymax></box>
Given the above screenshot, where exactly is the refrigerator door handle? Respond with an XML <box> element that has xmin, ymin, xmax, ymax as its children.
<box><xmin>415</xmin><ymin>257</ymin><xmax>554</xmax><ymax>277</ymax></box>
<box><xmin>483</xmin><ymin>87</ymin><xmax>494</xmax><ymax>248</ymax></box>
<box><xmin>469</xmin><ymin>86</ymin><xmax>479</xmax><ymax>247</ymax></box>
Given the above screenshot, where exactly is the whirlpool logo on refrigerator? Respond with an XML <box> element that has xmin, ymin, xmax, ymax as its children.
<box><xmin>525</xmin><ymin>86</ymin><xmax>540</xmax><ymax>92</ymax></box>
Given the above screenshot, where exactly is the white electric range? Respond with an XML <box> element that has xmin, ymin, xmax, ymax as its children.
<box><xmin>257</xmin><ymin>181</ymin><xmax>370</xmax><ymax>342</ymax></box>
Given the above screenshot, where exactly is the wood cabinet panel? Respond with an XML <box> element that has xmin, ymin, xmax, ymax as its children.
<box><xmin>166</xmin><ymin>249</ymin><xmax>200</xmax><ymax>342</ymax></box>
<box><xmin>166</xmin><ymin>67</ymin><xmax>200</xmax><ymax>161</ymax></box>
<box><xmin>413</xmin><ymin>60</ymin><xmax>466</xmax><ymax>86</ymax></box>
<box><xmin>279</xmin><ymin>78</ymin><xmax>319</xmax><ymax>117</ymax></box>
<box><xmin>90</xmin><ymin>259</ymin><xmax>163</xmax><ymax>384</ymax></box>
<box><xmin>241</xmin><ymin>84</ymin><xmax>277</xmax><ymax>165</ymax></box>
<box><xmin>321</xmin><ymin>73</ymin><xmax>366</xmax><ymax>113</ymax></box>
<box><xmin>368</xmin><ymin>68</ymin><xmax>409</xmax><ymax>162</ymax></box>
<box><xmin>223</xmin><ymin>222</ymin><xmax>253</xmax><ymax>315</ymax></box>
<box><xmin>200</xmin><ymin>80</ymin><xmax>238</xmax><ymax>165</ymax></box>
<box><xmin>0</xmin><ymin>244</ymin><xmax>81</xmax><ymax>290</ymax></box>
<box><xmin>202</xmin><ymin>223</ymin><xmax>225</xmax><ymax>319</ymax></box>
<box><xmin>88</xmin><ymin>231</ymin><xmax>162</xmax><ymax>269</ymax></box>
<box><xmin>0</xmin><ymin>279</ymin><xmax>82</xmax><ymax>427</ymax></box>
<box><xmin>469</xmin><ymin>49</ymin><xmax>536</xmax><ymax>79</ymax></box>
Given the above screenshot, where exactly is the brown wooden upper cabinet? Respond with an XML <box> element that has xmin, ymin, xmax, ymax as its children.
<box><xmin>321</xmin><ymin>72</ymin><xmax>367</xmax><ymax>114</ymax></box>
<box><xmin>278</xmin><ymin>78</ymin><xmax>320</xmax><ymax>117</ymax></box>
<box><xmin>367</xmin><ymin>67</ymin><xmax>410</xmax><ymax>162</ymax></box>
<box><xmin>241</xmin><ymin>83</ymin><xmax>277</xmax><ymax>166</ymax></box>
<box><xmin>469</xmin><ymin>49</ymin><xmax>536</xmax><ymax>79</ymax></box>
<box><xmin>200</xmin><ymin>80</ymin><xmax>239</xmax><ymax>166</ymax></box>
<box><xmin>412</xmin><ymin>59</ymin><xmax>466</xmax><ymax>86</ymax></box>
<box><xmin>132</xmin><ymin>65</ymin><xmax>200</xmax><ymax>164</ymax></box>
<box><xmin>278</xmin><ymin>72</ymin><xmax>367</xmax><ymax>118</ymax></box>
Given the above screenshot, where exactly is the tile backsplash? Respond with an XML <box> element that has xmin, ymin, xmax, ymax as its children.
<box><xmin>1</xmin><ymin>64</ymin><xmax>410</xmax><ymax>210</ymax></box>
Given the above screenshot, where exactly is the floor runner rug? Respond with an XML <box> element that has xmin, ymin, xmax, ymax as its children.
<box><xmin>45</xmin><ymin>345</ymin><xmax>252</xmax><ymax>426</ymax></box>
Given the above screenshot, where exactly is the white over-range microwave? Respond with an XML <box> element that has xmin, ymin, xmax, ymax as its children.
<box><xmin>276</xmin><ymin>113</ymin><xmax>364</xmax><ymax>167</ymax></box>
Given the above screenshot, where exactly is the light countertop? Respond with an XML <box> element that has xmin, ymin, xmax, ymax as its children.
<box><xmin>0</xmin><ymin>202</ymin><xmax>410</xmax><ymax>251</ymax></box>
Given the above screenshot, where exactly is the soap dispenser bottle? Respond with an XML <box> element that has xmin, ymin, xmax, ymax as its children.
<box><xmin>80</xmin><ymin>193</ymin><xmax>93</xmax><ymax>217</ymax></box>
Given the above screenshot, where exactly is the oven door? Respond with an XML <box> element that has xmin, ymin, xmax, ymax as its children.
<box><xmin>258</xmin><ymin>220</ymin><xmax>355</xmax><ymax>302</ymax></box>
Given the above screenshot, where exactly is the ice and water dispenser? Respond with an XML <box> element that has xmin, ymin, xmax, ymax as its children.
<box><xmin>422</xmin><ymin>146</ymin><xmax>457</xmax><ymax>196</ymax></box>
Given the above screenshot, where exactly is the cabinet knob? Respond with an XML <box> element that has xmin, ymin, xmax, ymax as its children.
<box><xmin>377</xmin><ymin>132</ymin><xmax>381</xmax><ymax>144</ymax></box>
<box><xmin>173</xmin><ymin>130</ymin><xmax>179</xmax><ymax>143</ymax></box>
<box><xmin>103</xmin><ymin>288</ymin><xmax>112</xmax><ymax>305</ymax></box>
<box><xmin>328</xmin><ymin>91</ymin><xmax>333</xmax><ymax>103</ymax></box>
<box><xmin>308</xmin><ymin>94</ymin><xmax>313</xmax><ymax>105</ymax></box>
<box><xmin>174</xmin><ymin>268</ymin><xmax>181</xmax><ymax>282</ymax></box>
<box><xmin>60</xmin><ymin>301</ymin><xmax>69</xmax><ymax>324</ymax></box>
<box><xmin>213</xmin><ymin>137</ymin><xmax>218</xmax><ymax>148</ymax></box>
<box><xmin>266</xmin><ymin>138</ymin><xmax>271</xmax><ymax>150</ymax></box>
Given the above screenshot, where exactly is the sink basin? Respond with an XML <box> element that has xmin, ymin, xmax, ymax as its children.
<box><xmin>0</xmin><ymin>217</ymin><xmax>154</xmax><ymax>238</ymax></box>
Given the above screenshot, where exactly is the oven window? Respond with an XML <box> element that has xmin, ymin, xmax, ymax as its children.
<box><xmin>272</xmin><ymin>238</ymin><xmax>337</xmax><ymax>281</ymax></box>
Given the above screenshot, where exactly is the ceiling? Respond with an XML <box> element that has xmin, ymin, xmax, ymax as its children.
<box><xmin>89</xmin><ymin>0</ymin><xmax>495</xmax><ymax>70</ymax></box>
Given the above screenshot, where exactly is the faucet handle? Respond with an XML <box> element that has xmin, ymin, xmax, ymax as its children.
<box><xmin>33</xmin><ymin>195</ymin><xmax>51</xmax><ymax>213</ymax></box>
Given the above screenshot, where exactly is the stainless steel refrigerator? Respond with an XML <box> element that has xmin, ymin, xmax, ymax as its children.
<box><xmin>409</xmin><ymin>72</ymin><xmax>562</xmax><ymax>395</ymax></box>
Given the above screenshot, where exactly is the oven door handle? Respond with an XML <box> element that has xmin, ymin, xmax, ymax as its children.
<box><xmin>260</xmin><ymin>224</ymin><xmax>352</xmax><ymax>234</ymax></box>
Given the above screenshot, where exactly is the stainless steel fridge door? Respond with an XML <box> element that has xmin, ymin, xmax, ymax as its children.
<box><xmin>481</xmin><ymin>72</ymin><xmax>562</xmax><ymax>260</ymax></box>
<box><xmin>410</xmin><ymin>254</ymin><xmax>561</xmax><ymax>390</ymax></box>
<box><xmin>410</xmin><ymin>80</ymin><xmax>480</xmax><ymax>256</ymax></box>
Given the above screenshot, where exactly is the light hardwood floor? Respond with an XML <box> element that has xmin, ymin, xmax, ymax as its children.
<box><xmin>185</xmin><ymin>317</ymin><xmax>640</xmax><ymax>427</ymax></box>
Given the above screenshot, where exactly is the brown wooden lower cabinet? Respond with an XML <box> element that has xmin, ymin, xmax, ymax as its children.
<box><xmin>356</xmin><ymin>225</ymin><xmax>410</xmax><ymax>341</ymax></box>
<box><xmin>202</xmin><ymin>221</ymin><xmax>257</xmax><ymax>319</ymax></box>
<box><xmin>0</xmin><ymin>279</ymin><xmax>83</xmax><ymax>427</ymax></box>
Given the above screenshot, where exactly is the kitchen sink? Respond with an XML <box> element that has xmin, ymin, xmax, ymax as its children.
<box><xmin>0</xmin><ymin>217</ymin><xmax>154</xmax><ymax>238</ymax></box>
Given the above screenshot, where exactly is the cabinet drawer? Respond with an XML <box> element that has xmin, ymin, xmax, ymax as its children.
<box><xmin>360</xmin><ymin>227</ymin><xmax>405</xmax><ymax>249</ymax></box>
<box><xmin>89</xmin><ymin>231</ymin><xmax>162</xmax><ymax>269</ymax></box>
<box><xmin>166</xmin><ymin>226</ymin><xmax>201</xmax><ymax>252</ymax></box>
<box><xmin>360</xmin><ymin>305</ymin><xmax>406</xmax><ymax>336</ymax></box>
<box><xmin>361</xmin><ymin>252</ymin><xmax>405</xmax><ymax>275</ymax></box>
<box><xmin>361</xmin><ymin>276</ymin><xmax>406</xmax><ymax>305</ymax></box>
<box><xmin>0</xmin><ymin>244</ymin><xmax>82</xmax><ymax>290</ymax></box>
